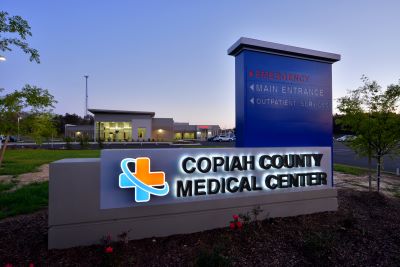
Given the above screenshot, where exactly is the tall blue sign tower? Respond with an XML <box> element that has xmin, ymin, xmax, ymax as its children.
<box><xmin>228</xmin><ymin>38</ymin><xmax>340</xmax><ymax>148</ymax></box>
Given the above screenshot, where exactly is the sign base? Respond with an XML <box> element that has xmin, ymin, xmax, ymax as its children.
<box><xmin>49</xmin><ymin>158</ymin><xmax>337</xmax><ymax>249</ymax></box>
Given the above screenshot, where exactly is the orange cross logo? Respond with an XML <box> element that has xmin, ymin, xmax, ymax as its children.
<box><xmin>133</xmin><ymin>158</ymin><xmax>165</xmax><ymax>186</ymax></box>
<box><xmin>119</xmin><ymin>157</ymin><xmax>169</xmax><ymax>202</ymax></box>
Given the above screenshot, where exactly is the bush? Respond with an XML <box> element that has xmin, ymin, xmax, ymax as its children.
<box><xmin>79</xmin><ymin>135</ymin><xmax>90</xmax><ymax>149</ymax></box>
<box><xmin>340</xmin><ymin>211</ymin><xmax>357</xmax><ymax>229</ymax></box>
<box><xmin>65</xmin><ymin>136</ymin><xmax>72</xmax><ymax>150</ymax></box>
<box><xmin>195</xmin><ymin>247</ymin><xmax>230</xmax><ymax>267</ymax></box>
<box><xmin>97</xmin><ymin>138</ymin><xmax>104</xmax><ymax>149</ymax></box>
<box><xmin>302</xmin><ymin>232</ymin><xmax>333</xmax><ymax>264</ymax></box>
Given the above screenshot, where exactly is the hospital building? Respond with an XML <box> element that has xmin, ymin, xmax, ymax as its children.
<box><xmin>65</xmin><ymin>109</ymin><xmax>221</xmax><ymax>141</ymax></box>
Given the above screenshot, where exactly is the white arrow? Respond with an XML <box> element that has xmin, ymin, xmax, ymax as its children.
<box><xmin>250</xmin><ymin>98</ymin><xmax>254</xmax><ymax>104</ymax></box>
<box><xmin>250</xmin><ymin>84</ymin><xmax>254</xmax><ymax>91</ymax></box>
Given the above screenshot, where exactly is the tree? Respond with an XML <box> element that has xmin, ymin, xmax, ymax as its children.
<box><xmin>0</xmin><ymin>11</ymin><xmax>40</xmax><ymax>62</ymax></box>
<box><xmin>53</xmin><ymin>113</ymin><xmax>94</xmax><ymax>136</ymax></box>
<box><xmin>333</xmin><ymin>114</ymin><xmax>354</xmax><ymax>136</ymax></box>
<box><xmin>21</xmin><ymin>113</ymin><xmax>57</xmax><ymax>145</ymax></box>
<box><xmin>337</xmin><ymin>76</ymin><xmax>400</xmax><ymax>192</ymax></box>
<box><xmin>0</xmin><ymin>85</ymin><xmax>56</xmax><ymax>166</ymax></box>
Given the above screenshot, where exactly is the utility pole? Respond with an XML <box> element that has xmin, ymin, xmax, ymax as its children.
<box><xmin>84</xmin><ymin>75</ymin><xmax>89</xmax><ymax>118</ymax></box>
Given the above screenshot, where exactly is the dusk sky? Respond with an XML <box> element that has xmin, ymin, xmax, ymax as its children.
<box><xmin>1</xmin><ymin>1</ymin><xmax>399</xmax><ymax>128</ymax></box>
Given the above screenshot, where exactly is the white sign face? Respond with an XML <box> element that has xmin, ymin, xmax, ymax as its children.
<box><xmin>100</xmin><ymin>147</ymin><xmax>332</xmax><ymax>209</ymax></box>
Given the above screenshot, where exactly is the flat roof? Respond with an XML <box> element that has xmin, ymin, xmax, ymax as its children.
<box><xmin>65</xmin><ymin>125</ymin><xmax>93</xmax><ymax>129</ymax></box>
<box><xmin>88</xmin><ymin>109</ymin><xmax>155</xmax><ymax>117</ymax></box>
<box><xmin>227</xmin><ymin>37</ymin><xmax>340</xmax><ymax>63</ymax></box>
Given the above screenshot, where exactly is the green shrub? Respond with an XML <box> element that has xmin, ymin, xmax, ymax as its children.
<box><xmin>79</xmin><ymin>135</ymin><xmax>90</xmax><ymax>149</ymax></box>
<box><xmin>98</xmin><ymin>138</ymin><xmax>104</xmax><ymax>149</ymax></box>
<box><xmin>65</xmin><ymin>136</ymin><xmax>72</xmax><ymax>150</ymax></box>
<box><xmin>195</xmin><ymin>247</ymin><xmax>230</xmax><ymax>267</ymax></box>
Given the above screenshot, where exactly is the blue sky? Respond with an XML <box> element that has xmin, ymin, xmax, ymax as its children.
<box><xmin>1</xmin><ymin>1</ymin><xmax>399</xmax><ymax>128</ymax></box>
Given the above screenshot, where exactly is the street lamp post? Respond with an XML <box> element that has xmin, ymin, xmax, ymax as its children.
<box><xmin>17</xmin><ymin>117</ymin><xmax>21</xmax><ymax>142</ymax></box>
<box><xmin>84</xmin><ymin>75</ymin><xmax>89</xmax><ymax>118</ymax></box>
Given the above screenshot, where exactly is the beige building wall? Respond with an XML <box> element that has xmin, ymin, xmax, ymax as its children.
<box><xmin>132</xmin><ymin>118</ymin><xmax>152</xmax><ymax>141</ymax></box>
<box><xmin>151</xmin><ymin>118</ymin><xmax>174</xmax><ymax>141</ymax></box>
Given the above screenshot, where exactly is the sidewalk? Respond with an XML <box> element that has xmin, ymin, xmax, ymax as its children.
<box><xmin>334</xmin><ymin>171</ymin><xmax>400</xmax><ymax>198</ymax></box>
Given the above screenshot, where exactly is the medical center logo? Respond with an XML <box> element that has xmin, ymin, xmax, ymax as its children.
<box><xmin>119</xmin><ymin>157</ymin><xmax>169</xmax><ymax>202</ymax></box>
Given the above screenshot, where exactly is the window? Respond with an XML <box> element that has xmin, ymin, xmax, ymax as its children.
<box><xmin>175</xmin><ymin>133</ymin><xmax>182</xmax><ymax>139</ymax></box>
<box><xmin>97</xmin><ymin>122</ymin><xmax>132</xmax><ymax>141</ymax></box>
<box><xmin>138</xmin><ymin>128</ymin><xmax>146</xmax><ymax>139</ymax></box>
<box><xmin>183</xmin><ymin>132</ymin><xmax>195</xmax><ymax>139</ymax></box>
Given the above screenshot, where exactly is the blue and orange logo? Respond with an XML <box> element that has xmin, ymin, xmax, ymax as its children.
<box><xmin>119</xmin><ymin>157</ymin><xmax>169</xmax><ymax>202</ymax></box>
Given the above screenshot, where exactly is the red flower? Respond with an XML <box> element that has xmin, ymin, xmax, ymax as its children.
<box><xmin>229</xmin><ymin>222</ymin><xmax>235</xmax><ymax>229</ymax></box>
<box><xmin>29</xmin><ymin>264</ymin><xmax>34</xmax><ymax>267</ymax></box>
<box><xmin>236</xmin><ymin>221</ymin><xmax>243</xmax><ymax>229</ymax></box>
<box><xmin>233</xmin><ymin>215</ymin><xmax>239</xmax><ymax>221</ymax></box>
<box><xmin>105</xmin><ymin>246</ymin><xmax>113</xmax><ymax>253</ymax></box>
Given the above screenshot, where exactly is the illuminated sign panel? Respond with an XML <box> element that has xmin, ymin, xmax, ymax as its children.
<box><xmin>100</xmin><ymin>147</ymin><xmax>331</xmax><ymax>209</ymax></box>
<box><xmin>228</xmin><ymin>38</ymin><xmax>340</xmax><ymax>147</ymax></box>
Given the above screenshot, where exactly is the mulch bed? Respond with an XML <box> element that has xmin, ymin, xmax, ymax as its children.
<box><xmin>1</xmin><ymin>189</ymin><xmax>400</xmax><ymax>266</ymax></box>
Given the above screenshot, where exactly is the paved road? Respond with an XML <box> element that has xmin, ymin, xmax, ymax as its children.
<box><xmin>201</xmin><ymin>141</ymin><xmax>400</xmax><ymax>174</ymax></box>
<box><xmin>333</xmin><ymin>141</ymin><xmax>399</xmax><ymax>174</ymax></box>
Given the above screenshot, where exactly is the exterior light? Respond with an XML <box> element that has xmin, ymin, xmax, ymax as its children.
<box><xmin>0</xmin><ymin>56</ymin><xmax>6</xmax><ymax>61</ymax></box>
<box><xmin>158</xmin><ymin>129</ymin><xmax>163</xmax><ymax>133</ymax></box>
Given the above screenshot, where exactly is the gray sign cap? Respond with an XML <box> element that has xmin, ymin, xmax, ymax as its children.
<box><xmin>227</xmin><ymin>37</ymin><xmax>341</xmax><ymax>63</ymax></box>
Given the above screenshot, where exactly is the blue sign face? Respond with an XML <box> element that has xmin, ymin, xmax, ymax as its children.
<box><xmin>235</xmin><ymin>50</ymin><xmax>332</xmax><ymax>147</ymax></box>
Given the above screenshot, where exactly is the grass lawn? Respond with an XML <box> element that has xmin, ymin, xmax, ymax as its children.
<box><xmin>0</xmin><ymin>149</ymin><xmax>100</xmax><ymax>219</ymax></box>
<box><xmin>0</xmin><ymin>181</ymin><xmax>48</xmax><ymax>220</ymax></box>
<box><xmin>0</xmin><ymin>147</ymin><xmax>229</xmax><ymax>176</ymax></box>
<box><xmin>333</xmin><ymin>163</ymin><xmax>369</xmax><ymax>176</ymax></box>
<box><xmin>0</xmin><ymin>149</ymin><xmax>100</xmax><ymax>176</ymax></box>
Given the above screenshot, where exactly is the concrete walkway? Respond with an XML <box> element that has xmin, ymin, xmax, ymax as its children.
<box><xmin>334</xmin><ymin>171</ymin><xmax>400</xmax><ymax>198</ymax></box>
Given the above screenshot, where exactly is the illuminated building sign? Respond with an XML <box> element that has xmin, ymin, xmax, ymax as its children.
<box><xmin>100</xmin><ymin>147</ymin><xmax>331</xmax><ymax>209</ymax></box>
<box><xmin>99</xmin><ymin>38</ymin><xmax>340</xmax><ymax>210</ymax></box>
<box><xmin>228</xmin><ymin>38</ymin><xmax>340</xmax><ymax>147</ymax></box>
